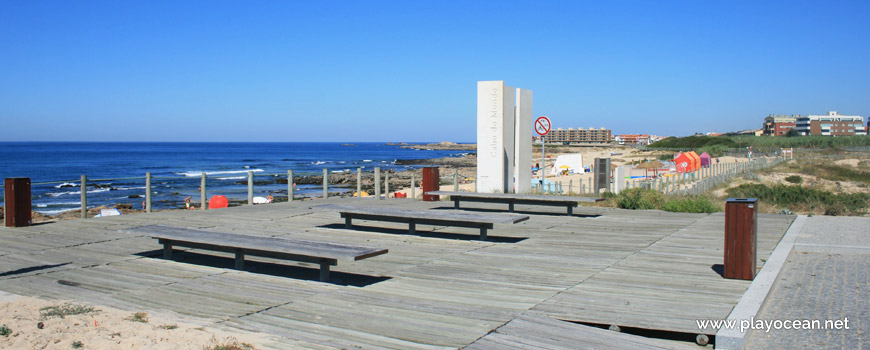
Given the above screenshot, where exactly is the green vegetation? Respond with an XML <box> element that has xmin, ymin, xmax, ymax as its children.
<box><xmin>784</xmin><ymin>175</ymin><xmax>803</xmax><ymax>184</ymax></box>
<box><xmin>158</xmin><ymin>324</ymin><xmax>179</xmax><ymax>330</ymax></box>
<box><xmin>614</xmin><ymin>188</ymin><xmax>719</xmax><ymax>213</ymax></box>
<box><xmin>731</xmin><ymin>135</ymin><xmax>870</xmax><ymax>152</ymax></box>
<box><xmin>126</xmin><ymin>312</ymin><xmax>149</xmax><ymax>323</ymax></box>
<box><xmin>40</xmin><ymin>304</ymin><xmax>98</xmax><ymax>319</ymax></box>
<box><xmin>647</xmin><ymin>136</ymin><xmax>737</xmax><ymax>157</ymax></box>
<box><xmin>648</xmin><ymin>136</ymin><xmax>737</xmax><ymax>149</ymax></box>
<box><xmin>649</xmin><ymin>135</ymin><xmax>870</xmax><ymax>154</ymax></box>
<box><xmin>72</xmin><ymin>340</ymin><xmax>84</xmax><ymax>349</ymax></box>
<box><xmin>661</xmin><ymin>197</ymin><xmax>719</xmax><ymax>213</ymax></box>
<box><xmin>204</xmin><ymin>337</ymin><xmax>255</xmax><ymax>350</ymax></box>
<box><xmin>0</xmin><ymin>324</ymin><xmax>11</xmax><ymax>337</ymax></box>
<box><xmin>617</xmin><ymin>188</ymin><xmax>664</xmax><ymax>210</ymax></box>
<box><xmin>726</xmin><ymin>184</ymin><xmax>870</xmax><ymax>216</ymax></box>
<box><xmin>768</xmin><ymin>160</ymin><xmax>870</xmax><ymax>185</ymax></box>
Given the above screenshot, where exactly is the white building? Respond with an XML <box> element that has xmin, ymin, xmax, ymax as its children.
<box><xmin>795</xmin><ymin>111</ymin><xmax>866</xmax><ymax>136</ymax></box>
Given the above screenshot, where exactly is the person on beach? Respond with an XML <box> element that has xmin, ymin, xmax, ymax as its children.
<box><xmin>185</xmin><ymin>196</ymin><xmax>195</xmax><ymax>210</ymax></box>
<box><xmin>266</xmin><ymin>194</ymin><xmax>273</xmax><ymax>203</ymax></box>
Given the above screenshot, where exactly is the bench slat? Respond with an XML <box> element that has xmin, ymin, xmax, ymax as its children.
<box><xmin>426</xmin><ymin>191</ymin><xmax>603</xmax><ymax>203</ymax></box>
<box><xmin>122</xmin><ymin>225</ymin><xmax>387</xmax><ymax>262</ymax></box>
<box><xmin>316</xmin><ymin>205</ymin><xmax>529</xmax><ymax>224</ymax></box>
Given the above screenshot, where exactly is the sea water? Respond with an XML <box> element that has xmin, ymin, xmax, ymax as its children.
<box><xmin>0</xmin><ymin>142</ymin><xmax>466</xmax><ymax>213</ymax></box>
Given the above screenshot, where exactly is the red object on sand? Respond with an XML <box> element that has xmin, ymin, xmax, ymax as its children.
<box><xmin>209</xmin><ymin>195</ymin><xmax>229</xmax><ymax>209</ymax></box>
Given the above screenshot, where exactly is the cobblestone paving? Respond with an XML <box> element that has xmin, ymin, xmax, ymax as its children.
<box><xmin>745</xmin><ymin>216</ymin><xmax>870</xmax><ymax>350</ymax></box>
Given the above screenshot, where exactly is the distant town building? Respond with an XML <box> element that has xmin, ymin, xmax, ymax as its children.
<box><xmin>737</xmin><ymin>129</ymin><xmax>764</xmax><ymax>136</ymax></box>
<box><xmin>762</xmin><ymin>114</ymin><xmax>798</xmax><ymax>136</ymax></box>
<box><xmin>795</xmin><ymin>111</ymin><xmax>866</xmax><ymax>136</ymax></box>
<box><xmin>545</xmin><ymin>127</ymin><xmax>611</xmax><ymax>144</ymax></box>
<box><xmin>612</xmin><ymin>134</ymin><xmax>665</xmax><ymax>145</ymax></box>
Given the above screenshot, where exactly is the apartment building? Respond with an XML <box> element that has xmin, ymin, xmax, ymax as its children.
<box><xmin>795</xmin><ymin>111</ymin><xmax>866</xmax><ymax>136</ymax></box>
<box><xmin>546</xmin><ymin>127</ymin><xmax>611</xmax><ymax>144</ymax></box>
<box><xmin>762</xmin><ymin>114</ymin><xmax>798</xmax><ymax>136</ymax></box>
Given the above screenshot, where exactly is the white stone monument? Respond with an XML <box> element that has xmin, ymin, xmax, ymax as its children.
<box><xmin>614</xmin><ymin>165</ymin><xmax>628</xmax><ymax>194</ymax></box>
<box><xmin>514</xmin><ymin>88</ymin><xmax>533</xmax><ymax>193</ymax></box>
<box><xmin>477</xmin><ymin>81</ymin><xmax>532</xmax><ymax>193</ymax></box>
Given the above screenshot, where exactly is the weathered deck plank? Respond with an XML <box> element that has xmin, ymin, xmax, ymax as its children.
<box><xmin>0</xmin><ymin>198</ymin><xmax>793</xmax><ymax>348</ymax></box>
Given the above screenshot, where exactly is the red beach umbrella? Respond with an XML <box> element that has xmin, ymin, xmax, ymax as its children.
<box><xmin>209</xmin><ymin>195</ymin><xmax>228</xmax><ymax>209</ymax></box>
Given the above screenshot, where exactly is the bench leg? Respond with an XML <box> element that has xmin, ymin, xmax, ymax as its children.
<box><xmin>345</xmin><ymin>217</ymin><xmax>352</xmax><ymax>229</ymax></box>
<box><xmin>163</xmin><ymin>242</ymin><xmax>173</xmax><ymax>259</ymax></box>
<box><xmin>235</xmin><ymin>249</ymin><xmax>245</xmax><ymax>270</ymax></box>
<box><xmin>508</xmin><ymin>202</ymin><xmax>515</xmax><ymax>212</ymax></box>
<box><xmin>319</xmin><ymin>262</ymin><xmax>330</xmax><ymax>282</ymax></box>
<box><xmin>567</xmin><ymin>206</ymin><xmax>573</xmax><ymax>216</ymax></box>
<box><xmin>480</xmin><ymin>225</ymin><xmax>488</xmax><ymax>241</ymax></box>
<box><xmin>409</xmin><ymin>221</ymin><xmax>416</xmax><ymax>235</ymax></box>
<box><xmin>454</xmin><ymin>200</ymin><xmax>460</xmax><ymax>210</ymax></box>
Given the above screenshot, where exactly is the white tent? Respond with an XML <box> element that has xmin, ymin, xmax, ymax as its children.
<box><xmin>550</xmin><ymin>154</ymin><xmax>584</xmax><ymax>176</ymax></box>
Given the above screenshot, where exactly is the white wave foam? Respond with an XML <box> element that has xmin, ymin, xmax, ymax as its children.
<box><xmin>34</xmin><ymin>208</ymin><xmax>78</xmax><ymax>215</ymax></box>
<box><xmin>35</xmin><ymin>201</ymin><xmax>81</xmax><ymax>208</ymax></box>
<box><xmin>176</xmin><ymin>169</ymin><xmax>264</xmax><ymax>177</ymax></box>
<box><xmin>362</xmin><ymin>160</ymin><xmax>372</xmax><ymax>162</ymax></box>
<box><xmin>53</xmin><ymin>182</ymin><xmax>79</xmax><ymax>188</ymax></box>
<box><xmin>217</xmin><ymin>176</ymin><xmax>246</xmax><ymax>180</ymax></box>
<box><xmin>46</xmin><ymin>188</ymin><xmax>111</xmax><ymax>197</ymax></box>
<box><xmin>311</xmin><ymin>161</ymin><xmax>327</xmax><ymax>165</ymax></box>
<box><xmin>114</xmin><ymin>186</ymin><xmax>146</xmax><ymax>191</ymax></box>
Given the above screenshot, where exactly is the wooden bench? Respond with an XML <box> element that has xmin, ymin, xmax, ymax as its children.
<box><xmin>121</xmin><ymin>225</ymin><xmax>388</xmax><ymax>282</ymax></box>
<box><xmin>316</xmin><ymin>205</ymin><xmax>528</xmax><ymax>241</ymax></box>
<box><xmin>426</xmin><ymin>191</ymin><xmax>604</xmax><ymax>215</ymax></box>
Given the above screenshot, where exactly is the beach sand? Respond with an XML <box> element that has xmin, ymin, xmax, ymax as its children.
<box><xmin>0</xmin><ymin>292</ymin><xmax>270</xmax><ymax>350</ymax></box>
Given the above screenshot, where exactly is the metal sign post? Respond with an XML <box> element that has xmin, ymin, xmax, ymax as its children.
<box><xmin>535</xmin><ymin>116</ymin><xmax>551</xmax><ymax>191</ymax></box>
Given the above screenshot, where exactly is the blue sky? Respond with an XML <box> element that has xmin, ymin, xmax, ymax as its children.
<box><xmin>1</xmin><ymin>1</ymin><xmax>868</xmax><ymax>142</ymax></box>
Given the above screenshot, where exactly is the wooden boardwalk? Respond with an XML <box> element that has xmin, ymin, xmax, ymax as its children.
<box><xmin>0</xmin><ymin>198</ymin><xmax>794</xmax><ymax>349</ymax></box>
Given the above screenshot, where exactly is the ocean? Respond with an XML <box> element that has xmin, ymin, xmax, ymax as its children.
<box><xmin>0</xmin><ymin>142</ymin><xmax>466</xmax><ymax>214</ymax></box>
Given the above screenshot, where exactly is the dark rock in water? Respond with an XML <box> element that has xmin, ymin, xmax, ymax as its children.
<box><xmin>90</xmin><ymin>183</ymin><xmax>113</xmax><ymax>189</ymax></box>
<box><xmin>401</xmin><ymin>142</ymin><xmax>476</xmax><ymax>151</ymax></box>
<box><xmin>234</xmin><ymin>180</ymin><xmax>275</xmax><ymax>186</ymax></box>
<box><xmin>341</xmin><ymin>144</ymin><xmax>357</xmax><ymax>147</ymax></box>
<box><xmin>114</xmin><ymin>203</ymin><xmax>133</xmax><ymax>210</ymax></box>
<box><xmin>59</xmin><ymin>183</ymin><xmax>77</xmax><ymax>188</ymax></box>
<box><xmin>128</xmin><ymin>194</ymin><xmax>142</xmax><ymax>198</ymax></box>
<box><xmin>171</xmin><ymin>192</ymin><xmax>179</xmax><ymax>195</ymax></box>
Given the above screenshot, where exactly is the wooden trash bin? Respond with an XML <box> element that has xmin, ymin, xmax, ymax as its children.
<box><xmin>4</xmin><ymin>177</ymin><xmax>32</xmax><ymax>227</ymax></box>
<box><xmin>422</xmin><ymin>167</ymin><xmax>439</xmax><ymax>202</ymax></box>
<box><xmin>724</xmin><ymin>198</ymin><xmax>757</xmax><ymax>280</ymax></box>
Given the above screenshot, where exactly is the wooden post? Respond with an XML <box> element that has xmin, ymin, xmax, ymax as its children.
<box><xmin>374</xmin><ymin>167</ymin><xmax>381</xmax><ymax>200</ymax></box>
<box><xmin>568</xmin><ymin>179</ymin><xmax>573</xmax><ymax>195</ymax></box>
<box><xmin>145</xmin><ymin>172</ymin><xmax>152</xmax><ymax>213</ymax></box>
<box><xmin>385</xmin><ymin>170</ymin><xmax>390</xmax><ymax>198</ymax></box>
<box><xmin>247</xmin><ymin>171</ymin><xmax>254</xmax><ymax>205</ymax></box>
<box><xmin>288</xmin><ymin>170</ymin><xmax>294</xmax><ymax>201</ymax></box>
<box><xmin>453</xmin><ymin>170</ymin><xmax>459</xmax><ymax>192</ymax></box>
<box><xmin>322</xmin><ymin>168</ymin><xmax>328</xmax><ymax>199</ymax></box>
<box><xmin>411</xmin><ymin>172</ymin><xmax>416</xmax><ymax>199</ymax></box>
<box><xmin>356</xmin><ymin>168</ymin><xmax>361</xmax><ymax>198</ymax></box>
<box><xmin>200</xmin><ymin>172</ymin><xmax>207</xmax><ymax>210</ymax></box>
<box><xmin>80</xmin><ymin>175</ymin><xmax>87</xmax><ymax>219</ymax></box>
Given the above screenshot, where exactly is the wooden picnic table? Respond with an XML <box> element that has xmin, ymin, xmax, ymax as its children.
<box><xmin>426</xmin><ymin>191</ymin><xmax>603</xmax><ymax>215</ymax></box>
<box><xmin>316</xmin><ymin>204</ymin><xmax>528</xmax><ymax>241</ymax></box>
<box><xmin>122</xmin><ymin>225</ymin><xmax>388</xmax><ymax>282</ymax></box>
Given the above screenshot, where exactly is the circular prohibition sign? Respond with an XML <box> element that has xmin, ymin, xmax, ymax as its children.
<box><xmin>535</xmin><ymin>116</ymin><xmax>551</xmax><ymax>136</ymax></box>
